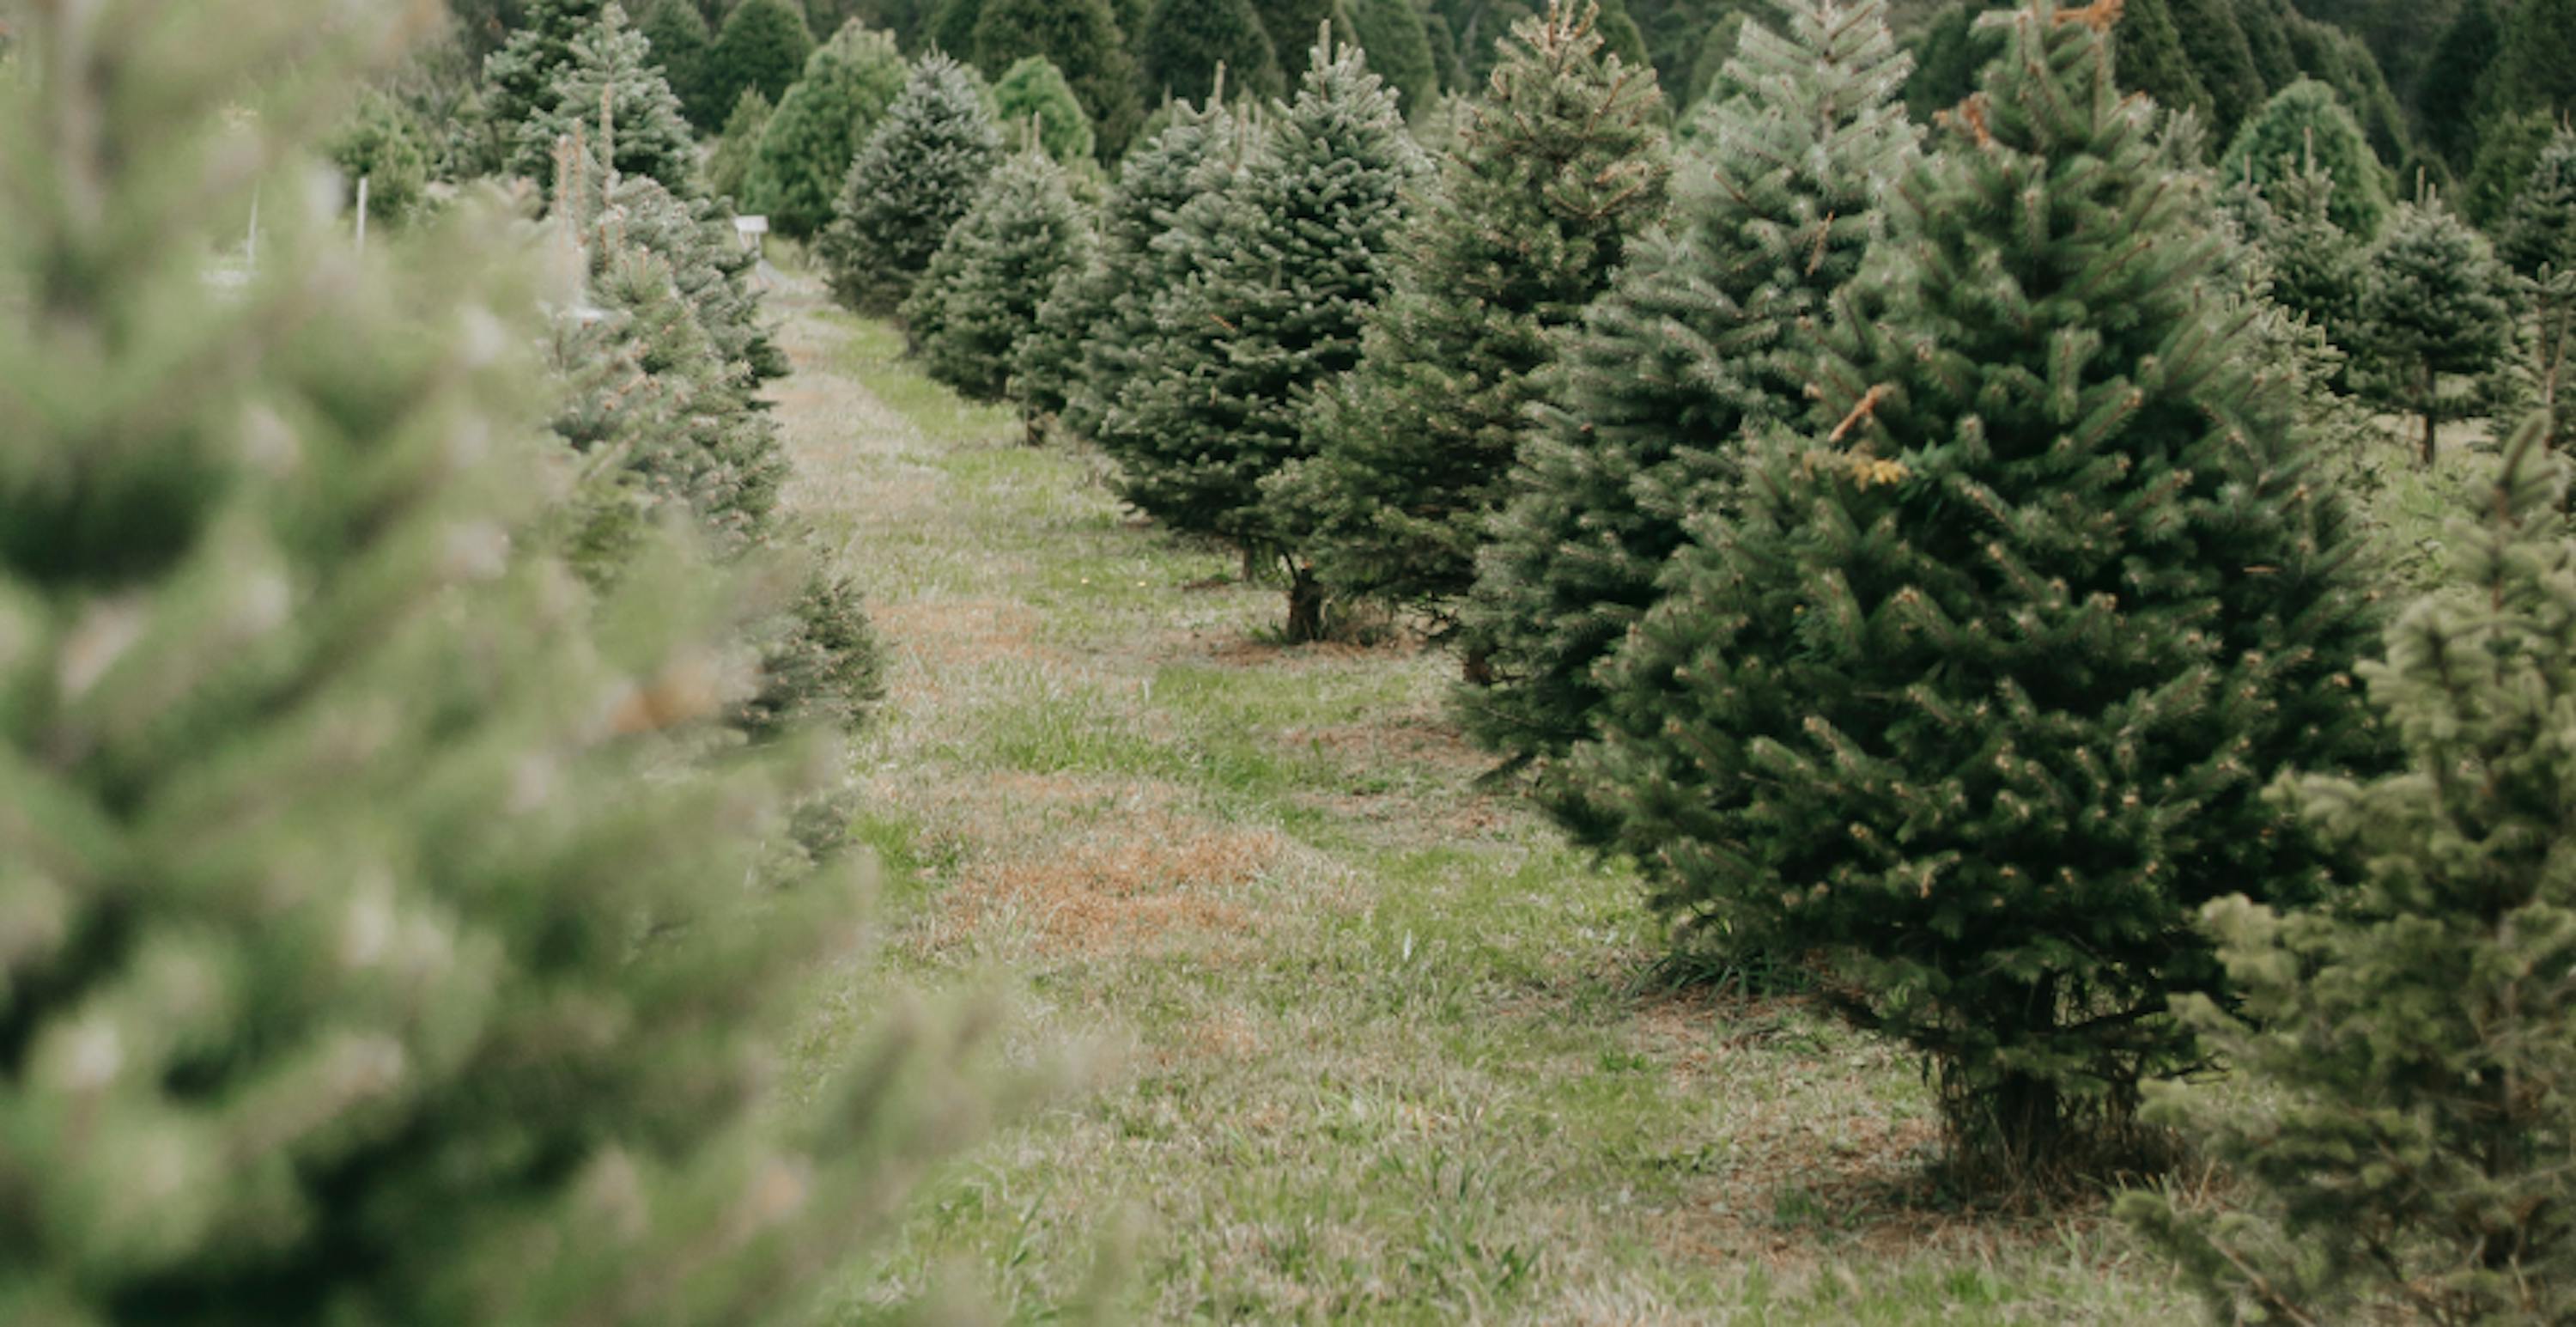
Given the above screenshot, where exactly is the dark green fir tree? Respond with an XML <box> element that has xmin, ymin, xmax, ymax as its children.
<box><xmin>970</xmin><ymin>0</ymin><xmax>1143</xmax><ymax>156</ymax></box>
<box><xmin>2105</xmin><ymin>0</ymin><xmax>2213</xmax><ymax>129</ymax></box>
<box><xmin>1568</xmin><ymin>0</ymin><xmax>2381</xmax><ymax>1180</ymax></box>
<box><xmin>1256</xmin><ymin>0</ymin><xmax>1361</xmax><ymax>81</ymax></box>
<box><xmin>2358</xmin><ymin>198</ymin><xmax>2514</xmax><ymax>465</ymax></box>
<box><xmin>2219</xmin><ymin>77</ymin><xmax>2393</xmax><ymax>238</ymax></box>
<box><xmin>744</xmin><ymin>18</ymin><xmax>908</xmax><ymax>235</ymax></box>
<box><xmin>819</xmin><ymin>52</ymin><xmax>1004</xmax><ymax>314</ymax></box>
<box><xmin>1103</xmin><ymin>28</ymin><xmax>1425</xmax><ymax>640</ymax></box>
<box><xmin>706</xmin><ymin>86</ymin><xmax>775</xmax><ymax>203</ymax></box>
<box><xmin>991</xmin><ymin>54</ymin><xmax>1097</xmax><ymax>164</ymax></box>
<box><xmin>0</xmin><ymin>0</ymin><xmax>995</xmax><ymax>1318</ymax></box>
<box><xmin>928</xmin><ymin>0</ymin><xmax>985</xmax><ymax>58</ymax></box>
<box><xmin>901</xmin><ymin>145</ymin><xmax>1096</xmax><ymax>410</ymax></box>
<box><xmin>641</xmin><ymin>0</ymin><xmax>720</xmax><ymax>126</ymax></box>
<box><xmin>1351</xmin><ymin>0</ymin><xmax>1439</xmax><ymax>113</ymax></box>
<box><xmin>709</xmin><ymin>0</ymin><xmax>818</xmax><ymax>115</ymax></box>
<box><xmin>326</xmin><ymin>88</ymin><xmax>434</xmax><ymax>228</ymax></box>
<box><xmin>2123</xmin><ymin>415</ymin><xmax>2576</xmax><ymax>1325</ymax></box>
<box><xmin>2500</xmin><ymin>129</ymin><xmax>2576</xmax><ymax>453</ymax></box>
<box><xmin>2417</xmin><ymin>0</ymin><xmax>2499</xmax><ymax>172</ymax></box>
<box><xmin>1455</xmin><ymin>0</ymin><xmax>1914</xmax><ymax>766</ymax></box>
<box><xmin>482</xmin><ymin>0</ymin><xmax>610</xmax><ymax>147</ymax></box>
<box><xmin>1272</xmin><ymin>1</ymin><xmax>1670</xmax><ymax>644</ymax></box>
<box><xmin>2166</xmin><ymin>0</ymin><xmax>2266</xmax><ymax>137</ymax></box>
<box><xmin>1139</xmin><ymin>0</ymin><xmax>1286</xmax><ymax>104</ymax></box>
<box><xmin>2246</xmin><ymin>155</ymin><xmax>2366</xmax><ymax>360</ymax></box>
<box><xmin>513</xmin><ymin>3</ymin><xmax>702</xmax><ymax>196</ymax></box>
<box><xmin>2464</xmin><ymin>107</ymin><xmax>2558</xmax><ymax>228</ymax></box>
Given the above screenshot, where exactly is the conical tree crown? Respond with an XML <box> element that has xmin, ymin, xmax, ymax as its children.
<box><xmin>513</xmin><ymin>3</ymin><xmax>702</xmax><ymax>196</ymax></box>
<box><xmin>483</xmin><ymin>0</ymin><xmax>613</xmax><ymax>137</ymax></box>
<box><xmin>708</xmin><ymin>0</ymin><xmax>817</xmax><ymax>114</ymax></box>
<box><xmin>819</xmin><ymin>52</ymin><xmax>1004</xmax><ymax>315</ymax></box>
<box><xmin>1457</xmin><ymin>0</ymin><xmax>1916</xmax><ymax>765</ymax></box>
<box><xmin>640</xmin><ymin>0</ymin><xmax>720</xmax><ymax>126</ymax></box>
<box><xmin>1276</xmin><ymin>0</ymin><xmax>1672</xmax><ymax>624</ymax></box>
<box><xmin>992</xmin><ymin>55</ymin><xmax>1098</xmax><ymax>164</ymax></box>
<box><xmin>2500</xmin><ymin>126</ymin><xmax>2576</xmax><ymax>281</ymax></box>
<box><xmin>902</xmin><ymin>146</ymin><xmax>1097</xmax><ymax>405</ymax></box>
<box><xmin>1140</xmin><ymin>0</ymin><xmax>1285</xmax><ymax>104</ymax></box>
<box><xmin>745</xmin><ymin>19</ymin><xmax>908</xmax><ymax>237</ymax></box>
<box><xmin>1571</xmin><ymin>0</ymin><xmax>2380</xmax><ymax>1175</ymax></box>
<box><xmin>970</xmin><ymin>0</ymin><xmax>1142</xmax><ymax>156</ymax></box>
<box><xmin>2220</xmin><ymin>77</ymin><xmax>2393</xmax><ymax>239</ymax></box>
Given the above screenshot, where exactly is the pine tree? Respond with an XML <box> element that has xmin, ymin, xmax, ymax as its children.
<box><xmin>1139</xmin><ymin>0</ymin><xmax>1286</xmax><ymax>104</ymax></box>
<box><xmin>326</xmin><ymin>88</ymin><xmax>434</xmax><ymax>228</ymax></box>
<box><xmin>2249</xmin><ymin>155</ymin><xmax>2366</xmax><ymax>362</ymax></box>
<box><xmin>1018</xmin><ymin>88</ymin><xmax>1239</xmax><ymax>441</ymax></box>
<box><xmin>2165</xmin><ymin>0</ymin><xmax>2266</xmax><ymax>137</ymax></box>
<box><xmin>2219</xmin><ymin>78</ymin><xmax>2394</xmax><ymax>239</ymax></box>
<box><xmin>2489</xmin><ymin>0</ymin><xmax>2576</xmax><ymax>126</ymax></box>
<box><xmin>992</xmin><ymin>54</ymin><xmax>1097</xmax><ymax>164</ymax></box>
<box><xmin>709</xmin><ymin>0</ymin><xmax>817</xmax><ymax>115</ymax></box>
<box><xmin>819</xmin><ymin>52</ymin><xmax>1004</xmax><ymax>314</ymax></box>
<box><xmin>744</xmin><ymin>19</ymin><xmax>908</xmax><ymax>236</ymax></box>
<box><xmin>970</xmin><ymin>0</ymin><xmax>1142</xmax><ymax>157</ymax></box>
<box><xmin>513</xmin><ymin>3</ymin><xmax>702</xmax><ymax>196</ymax></box>
<box><xmin>2500</xmin><ymin>126</ymin><xmax>2576</xmax><ymax>283</ymax></box>
<box><xmin>2417</xmin><ymin>0</ymin><xmax>2498</xmax><ymax>172</ymax></box>
<box><xmin>928</xmin><ymin>0</ymin><xmax>984</xmax><ymax>58</ymax></box>
<box><xmin>1351</xmin><ymin>0</ymin><xmax>1438</xmax><ymax>113</ymax></box>
<box><xmin>0</xmin><ymin>1</ymin><xmax>990</xmax><ymax>1317</ymax></box>
<box><xmin>902</xmin><ymin>146</ymin><xmax>1096</xmax><ymax>411</ymax></box>
<box><xmin>2464</xmin><ymin>107</ymin><xmax>2557</xmax><ymax>227</ymax></box>
<box><xmin>1567</xmin><ymin>0</ymin><xmax>2381</xmax><ymax>1179</ymax></box>
<box><xmin>1102</xmin><ymin>28</ymin><xmax>1425</xmax><ymax>640</ymax></box>
<box><xmin>2123</xmin><ymin>415</ymin><xmax>2576</xmax><ymax>1324</ymax></box>
<box><xmin>1256</xmin><ymin>0</ymin><xmax>1361</xmax><ymax>81</ymax></box>
<box><xmin>641</xmin><ymin>0</ymin><xmax>720</xmax><ymax>126</ymax></box>
<box><xmin>1590</xmin><ymin>0</ymin><xmax>1649</xmax><ymax>70</ymax></box>
<box><xmin>2106</xmin><ymin>0</ymin><xmax>2213</xmax><ymax>129</ymax></box>
<box><xmin>707</xmin><ymin>86</ymin><xmax>775</xmax><ymax>203</ymax></box>
<box><xmin>2359</xmin><ymin>198</ymin><xmax>2514</xmax><ymax>466</ymax></box>
<box><xmin>1455</xmin><ymin>0</ymin><xmax>1914</xmax><ymax>767</ymax></box>
<box><xmin>2500</xmin><ymin>130</ymin><xmax>2576</xmax><ymax>453</ymax></box>
<box><xmin>482</xmin><ymin>0</ymin><xmax>611</xmax><ymax>146</ymax></box>
<box><xmin>1902</xmin><ymin>2</ymin><xmax>2002</xmax><ymax>123</ymax></box>
<box><xmin>1272</xmin><ymin>2</ymin><xmax>1670</xmax><ymax>641</ymax></box>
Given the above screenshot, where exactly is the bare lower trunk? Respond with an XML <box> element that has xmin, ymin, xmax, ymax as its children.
<box><xmin>1284</xmin><ymin>564</ymin><xmax>1326</xmax><ymax>644</ymax></box>
<box><xmin>2419</xmin><ymin>362</ymin><xmax>2439</xmax><ymax>468</ymax></box>
<box><xmin>1461</xmin><ymin>643</ymin><xmax>1496</xmax><ymax>688</ymax></box>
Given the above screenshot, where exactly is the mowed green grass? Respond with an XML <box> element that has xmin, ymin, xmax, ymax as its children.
<box><xmin>777</xmin><ymin>304</ymin><xmax>2196</xmax><ymax>1323</ymax></box>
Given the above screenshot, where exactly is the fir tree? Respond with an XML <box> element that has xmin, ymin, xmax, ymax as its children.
<box><xmin>1102</xmin><ymin>28</ymin><xmax>1425</xmax><ymax>640</ymax></box>
<box><xmin>2488</xmin><ymin>0</ymin><xmax>2576</xmax><ymax>126</ymax></box>
<box><xmin>2105</xmin><ymin>0</ymin><xmax>2213</xmax><ymax>129</ymax></box>
<box><xmin>326</xmin><ymin>88</ymin><xmax>434</xmax><ymax>228</ymax></box>
<box><xmin>2358</xmin><ymin>198</ymin><xmax>2514</xmax><ymax>466</ymax></box>
<box><xmin>2500</xmin><ymin>130</ymin><xmax>2576</xmax><ymax>453</ymax></box>
<box><xmin>2219</xmin><ymin>77</ymin><xmax>2394</xmax><ymax>239</ymax></box>
<box><xmin>0</xmin><ymin>1</ymin><xmax>989</xmax><ymax>1317</ymax></box>
<box><xmin>744</xmin><ymin>18</ymin><xmax>908</xmax><ymax>236</ymax></box>
<box><xmin>2249</xmin><ymin>156</ymin><xmax>2366</xmax><ymax>363</ymax></box>
<box><xmin>482</xmin><ymin>0</ymin><xmax>611</xmax><ymax>146</ymax></box>
<box><xmin>2417</xmin><ymin>0</ymin><xmax>2498</xmax><ymax>172</ymax></box>
<box><xmin>1257</xmin><ymin>0</ymin><xmax>1361</xmax><ymax>81</ymax></box>
<box><xmin>992</xmin><ymin>54</ymin><xmax>1097</xmax><ymax>164</ymax></box>
<box><xmin>641</xmin><ymin>0</ymin><xmax>720</xmax><ymax>126</ymax></box>
<box><xmin>2123</xmin><ymin>416</ymin><xmax>2576</xmax><ymax>1324</ymax></box>
<box><xmin>707</xmin><ymin>86</ymin><xmax>775</xmax><ymax>203</ymax></box>
<box><xmin>2165</xmin><ymin>0</ymin><xmax>2265</xmax><ymax>137</ymax></box>
<box><xmin>1273</xmin><ymin>2</ymin><xmax>1670</xmax><ymax>641</ymax></box>
<box><xmin>1018</xmin><ymin>88</ymin><xmax>1239</xmax><ymax>441</ymax></box>
<box><xmin>1567</xmin><ymin>0</ymin><xmax>2381</xmax><ymax>1178</ymax></box>
<box><xmin>1902</xmin><ymin>2</ymin><xmax>2002</xmax><ymax>124</ymax></box>
<box><xmin>1455</xmin><ymin>0</ymin><xmax>1914</xmax><ymax>767</ymax></box>
<box><xmin>2500</xmin><ymin>126</ymin><xmax>2576</xmax><ymax>283</ymax></box>
<box><xmin>2464</xmin><ymin>107</ymin><xmax>2557</xmax><ymax>228</ymax></box>
<box><xmin>709</xmin><ymin>0</ymin><xmax>817</xmax><ymax>115</ymax></box>
<box><xmin>513</xmin><ymin>3</ymin><xmax>702</xmax><ymax>196</ymax></box>
<box><xmin>902</xmin><ymin>146</ymin><xmax>1096</xmax><ymax>411</ymax></box>
<box><xmin>1351</xmin><ymin>0</ymin><xmax>1438</xmax><ymax>113</ymax></box>
<box><xmin>1139</xmin><ymin>0</ymin><xmax>1286</xmax><ymax>104</ymax></box>
<box><xmin>969</xmin><ymin>0</ymin><xmax>1142</xmax><ymax>157</ymax></box>
<box><xmin>819</xmin><ymin>52</ymin><xmax>1004</xmax><ymax>314</ymax></box>
<box><xmin>928</xmin><ymin>0</ymin><xmax>984</xmax><ymax>58</ymax></box>
<box><xmin>1590</xmin><ymin>0</ymin><xmax>1649</xmax><ymax>70</ymax></box>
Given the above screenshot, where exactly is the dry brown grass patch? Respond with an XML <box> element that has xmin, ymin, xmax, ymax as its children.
<box><xmin>927</xmin><ymin>813</ymin><xmax>1289</xmax><ymax>957</ymax></box>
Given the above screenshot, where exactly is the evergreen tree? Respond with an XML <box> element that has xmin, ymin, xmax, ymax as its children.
<box><xmin>709</xmin><ymin>0</ymin><xmax>817</xmax><ymax>115</ymax></box>
<box><xmin>819</xmin><ymin>52</ymin><xmax>1004</xmax><ymax>314</ymax></box>
<box><xmin>992</xmin><ymin>54</ymin><xmax>1097</xmax><ymax>164</ymax></box>
<box><xmin>326</xmin><ymin>88</ymin><xmax>434</xmax><ymax>228</ymax></box>
<box><xmin>2219</xmin><ymin>78</ymin><xmax>2393</xmax><ymax>239</ymax></box>
<box><xmin>2106</xmin><ymin>0</ymin><xmax>2213</xmax><ymax>129</ymax></box>
<box><xmin>970</xmin><ymin>0</ymin><xmax>1142</xmax><ymax>157</ymax></box>
<box><xmin>1256</xmin><ymin>0</ymin><xmax>1361</xmax><ymax>81</ymax></box>
<box><xmin>1567</xmin><ymin>0</ymin><xmax>2381</xmax><ymax>1178</ymax></box>
<box><xmin>2417</xmin><ymin>0</ymin><xmax>2498</xmax><ymax>172</ymax></box>
<box><xmin>902</xmin><ymin>146</ymin><xmax>1096</xmax><ymax>411</ymax></box>
<box><xmin>1425</xmin><ymin>9</ymin><xmax>1468</xmax><ymax>94</ymax></box>
<box><xmin>2358</xmin><ymin>198</ymin><xmax>2514</xmax><ymax>466</ymax></box>
<box><xmin>1590</xmin><ymin>0</ymin><xmax>1649</xmax><ymax>70</ymax></box>
<box><xmin>482</xmin><ymin>0</ymin><xmax>610</xmax><ymax>146</ymax></box>
<box><xmin>2465</xmin><ymin>107</ymin><xmax>2559</xmax><ymax>228</ymax></box>
<box><xmin>1102</xmin><ymin>29</ymin><xmax>1425</xmax><ymax>640</ymax></box>
<box><xmin>0</xmin><ymin>0</ymin><xmax>988</xmax><ymax>1317</ymax></box>
<box><xmin>706</xmin><ymin>86</ymin><xmax>775</xmax><ymax>203</ymax></box>
<box><xmin>1455</xmin><ymin>0</ymin><xmax>1913</xmax><ymax>766</ymax></box>
<box><xmin>2165</xmin><ymin>0</ymin><xmax>2265</xmax><ymax>137</ymax></box>
<box><xmin>2250</xmin><ymin>156</ymin><xmax>2366</xmax><ymax>360</ymax></box>
<box><xmin>1272</xmin><ymin>1</ymin><xmax>1670</xmax><ymax>639</ymax></box>
<box><xmin>1902</xmin><ymin>2</ymin><xmax>2002</xmax><ymax>124</ymax></box>
<box><xmin>641</xmin><ymin>0</ymin><xmax>720</xmax><ymax>126</ymax></box>
<box><xmin>2502</xmin><ymin>132</ymin><xmax>2576</xmax><ymax>454</ymax></box>
<box><xmin>1140</xmin><ymin>0</ymin><xmax>1285</xmax><ymax>104</ymax></box>
<box><xmin>1351</xmin><ymin>0</ymin><xmax>1439</xmax><ymax>113</ymax></box>
<box><xmin>744</xmin><ymin>19</ymin><xmax>908</xmax><ymax>236</ymax></box>
<box><xmin>927</xmin><ymin>0</ymin><xmax>984</xmax><ymax>58</ymax></box>
<box><xmin>2489</xmin><ymin>0</ymin><xmax>2576</xmax><ymax>126</ymax></box>
<box><xmin>1020</xmin><ymin>89</ymin><xmax>1239</xmax><ymax>441</ymax></box>
<box><xmin>2123</xmin><ymin>416</ymin><xmax>2576</xmax><ymax>1324</ymax></box>
<box><xmin>513</xmin><ymin>3</ymin><xmax>702</xmax><ymax>196</ymax></box>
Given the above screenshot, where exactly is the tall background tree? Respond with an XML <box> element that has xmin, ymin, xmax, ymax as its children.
<box><xmin>2220</xmin><ymin>77</ymin><xmax>2395</xmax><ymax>238</ymax></box>
<box><xmin>969</xmin><ymin>0</ymin><xmax>1142</xmax><ymax>157</ymax></box>
<box><xmin>990</xmin><ymin>54</ymin><xmax>1097</xmax><ymax>164</ymax></box>
<box><xmin>744</xmin><ymin>18</ymin><xmax>908</xmax><ymax>236</ymax></box>
<box><xmin>1349</xmin><ymin>0</ymin><xmax>1438</xmax><ymax>113</ymax></box>
<box><xmin>902</xmin><ymin>146</ymin><xmax>1097</xmax><ymax>412</ymax></box>
<box><xmin>708</xmin><ymin>0</ymin><xmax>817</xmax><ymax>116</ymax></box>
<box><xmin>2358</xmin><ymin>198</ymin><xmax>2515</xmax><ymax>465</ymax></box>
<box><xmin>639</xmin><ymin>0</ymin><xmax>719</xmax><ymax>125</ymax></box>
<box><xmin>820</xmin><ymin>52</ymin><xmax>1004</xmax><ymax>314</ymax></box>
<box><xmin>1139</xmin><ymin>0</ymin><xmax>1285</xmax><ymax>104</ymax></box>
<box><xmin>512</xmin><ymin>3</ymin><xmax>702</xmax><ymax>196</ymax></box>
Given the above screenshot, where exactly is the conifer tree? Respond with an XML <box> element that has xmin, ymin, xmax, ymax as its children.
<box><xmin>2418</xmin><ymin>0</ymin><xmax>2498</xmax><ymax>172</ymax></box>
<box><xmin>2123</xmin><ymin>416</ymin><xmax>2576</xmax><ymax>1324</ymax></box>
<box><xmin>706</xmin><ymin>86</ymin><xmax>775</xmax><ymax>203</ymax></box>
<box><xmin>483</xmin><ymin>0</ymin><xmax>611</xmax><ymax>144</ymax></box>
<box><xmin>744</xmin><ymin>19</ymin><xmax>908</xmax><ymax>235</ymax></box>
<box><xmin>1902</xmin><ymin>2</ymin><xmax>2002</xmax><ymax>123</ymax></box>
<box><xmin>2464</xmin><ymin>107</ymin><xmax>2557</xmax><ymax>227</ymax></box>
<box><xmin>1139</xmin><ymin>0</ymin><xmax>1285</xmax><ymax>104</ymax></box>
<box><xmin>2501</xmin><ymin>130</ymin><xmax>2576</xmax><ymax>450</ymax></box>
<box><xmin>2105</xmin><ymin>0</ymin><xmax>2213</xmax><ymax>128</ymax></box>
<box><xmin>2248</xmin><ymin>155</ymin><xmax>2366</xmax><ymax>360</ymax></box>
<box><xmin>1272</xmin><ymin>2</ymin><xmax>1670</xmax><ymax>640</ymax></box>
<box><xmin>709</xmin><ymin>0</ymin><xmax>817</xmax><ymax>114</ymax></box>
<box><xmin>513</xmin><ymin>3</ymin><xmax>702</xmax><ymax>195</ymax></box>
<box><xmin>902</xmin><ymin>146</ymin><xmax>1096</xmax><ymax>411</ymax></box>
<box><xmin>928</xmin><ymin>0</ymin><xmax>984</xmax><ymax>58</ymax></box>
<box><xmin>1103</xmin><ymin>29</ymin><xmax>1425</xmax><ymax>640</ymax></box>
<box><xmin>641</xmin><ymin>0</ymin><xmax>720</xmax><ymax>126</ymax></box>
<box><xmin>819</xmin><ymin>52</ymin><xmax>1004</xmax><ymax>314</ymax></box>
<box><xmin>1456</xmin><ymin>0</ymin><xmax>1913</xmax><ymax>766</ymax></box>
<box><xmin>1019</xmin><ymin>89</ymin><xmax>1239</xmax><ymax>441</ymax></box>
<box><xmin>0</xmin><ymin>0</ymin><xmax>990</xmax><ymax>1317</ymax></box>
<box><xmin>992</xmin><ymin>54</ymin><xmax>1097</xmax><ymax>164</ymax></box>
<box><xmin>969</xmin><ymin>0</ymin><xmax>1142</xmax><ymax>157</ymax></box>
<box><xmin>1351</xmin><ymin>0</ymin><xmax>1438</xmax><ymax>113</ymax></box>
<box><xmin>2488</xmin><ymin>0</ymin><xmax>2576</xmax><ymax>126</ymax></box>
<box><xmin>326</xmin><ymin>88</ymin><xmax>434</xmax><ymax>228</ymax></box>
<box><xmin>1590</xmin><ymin>0</ymin><xmax>1648</xmax><ymax>70</ymax></box>
<box><xmin>1256</xmin><ymin>0</ymin><xmax>1361</xmax><ymax>80</ymax></box>
<box><xmin>1567</xmin><ymin>0</ymin><xmax>2381</xmax><ymax>1178</ymax></box>
<box><xmin>2220</xmin><ymin>78</ymin><xmax>2393</xmax><ymax>239</ymax></box>
<box><xmin>2166</xmin><ymin>0</ymin><xmax>2265</xmax><ymax>136</ymax></box>
<box><xmin>2359</xmin><ymin>198</ymin><xmax>2514</xmax><ymax>466</ymax></box>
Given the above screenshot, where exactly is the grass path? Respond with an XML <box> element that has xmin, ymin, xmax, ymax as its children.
<box><xmin>763</xmin><ymin>279</ymin><xmax>2190</xmax><ymax>1324</ymax></box>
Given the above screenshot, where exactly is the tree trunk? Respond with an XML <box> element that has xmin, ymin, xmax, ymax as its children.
<box><xmin>2420</xmin><ymin>362</ymin><xmax>2439</xmax><ymax>468</ymax></box>
<box><xmin>1284</xmin><ymin>564</ymin><xmax>1327</xmax><ymax>644</ymax></box>
<box><xmin>1461</xmin><ymin>643</ymin><xmax>1496</xmax><ymax>687</ymax></box>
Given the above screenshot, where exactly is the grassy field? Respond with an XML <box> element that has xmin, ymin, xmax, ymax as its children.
<box><xmin>762</xmin><ymin>281</ymin><xmax>2281</xmax><ymax>1323</ymax></box>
